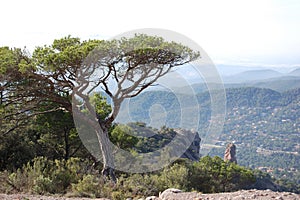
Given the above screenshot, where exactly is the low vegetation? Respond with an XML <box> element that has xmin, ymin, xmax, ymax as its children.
<box><xmin>0</xmin><ymin>156</ymin><xmax>257</xmax><ymax>199</ymax></box>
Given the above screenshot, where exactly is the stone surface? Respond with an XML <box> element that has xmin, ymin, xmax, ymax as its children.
<box><xmin>0</xmin><ymin>194</ymin><xmax>110</xmax><ymax>200</ymax></box>
<box><xmin>145</xmin><ymin>196</ymin><xmax>161</xmax><ymax>200</ymax></box>
<box><xmin>178</xmin><ymin>129</ymin><xmax>201</xmax><ymax>161</ymax></box>
<box><xmin>224</xmin><ymin>143</ymin><xmax>237</xmax><ymax>163</ymax></box>
<box><xmin>1</xmin><ymin>190</ymin><xmax>300</xmax><ymax>200</ymax></box>
<box><xmin>155</xmin><ymin>189</ymin><xmax>300</xmax><ymax>200</ymax></box>
<box><xmin>159</xmin><ymin>188</ymin><xmax>200</xmax><ymax>200</ymax></box>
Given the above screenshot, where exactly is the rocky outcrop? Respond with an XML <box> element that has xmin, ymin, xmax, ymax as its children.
<box><xmin>128</xmin><ymin>124</ymin><xmax>201</xmax><ymax>162</ymax></box>
<box><xmin>179</xmin><ymin>130</ymin><xmax>201</xmax><ymax>161</ymax></box>
<box><xmin>224</xmin><ymin>143</ymin><xmax>237</xmax><ymax>163</ymax></box>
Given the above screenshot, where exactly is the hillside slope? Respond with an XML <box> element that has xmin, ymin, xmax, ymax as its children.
<box><xmin>123</xmin><ymin>87</ymin><xmax>300</xmax><ymax>185</ymax></box>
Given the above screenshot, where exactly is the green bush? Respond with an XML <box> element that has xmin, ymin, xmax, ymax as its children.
<box><xmin>117</xmin><ymin>174</ymin><xmax>160</xmax><ymax>198</ymax></box>
<box><xmin>8</xmin><ymin>168</ymin><xmax>31</xmax><ymax>192</ymax></box>
<box><xmin>158</xmin><ymin>163</ymin><xmax>190</xmax><ymax>191</ymax></box>
<box><xmin>111</xmin><ymin>191</ymin><xmax>127</xmax><ymax>200</ymax></box>
<box><xmin>3</xmin><ymin>155</ymin><xmax>258</xmax><ymax>197</ymax></box>
<box><xmin>50</xmin><ymin>158</ymin><xmax>82</xmax><ymax>193</ymax></box>
<box><xmin>0</xmin><ymin>171</ymin><xmax>12</xmax><ymax>193</ymax></box>
<box><xmin>191</xmin><ymin>156</ymin><xmax>256</xmax><ymax>193</ymax></box>
<box><xmin>33</xmin><ymin>175</ymin><xmax>53</xmax><ymax>194</ymax></box>
<box><xmin>6</xmin><ymin>157</ymin><xmax>88</xmax><ymax>194</ymax></box>
<box><xmin>71</xmin><ymin>174</ymin><xmax>103</xmax><ymax>198</ymax></box>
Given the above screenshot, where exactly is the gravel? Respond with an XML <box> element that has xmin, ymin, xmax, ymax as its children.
<box><xmin>0</xmin><ymin>189</ymin><xmax>299</xmax><ymax>200</ymax></box>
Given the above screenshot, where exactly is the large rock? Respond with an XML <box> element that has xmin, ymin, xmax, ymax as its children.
<box><xmin>127</xmin><ymin>124</ymin><xmax>201</xmax><ymax>162</ymax></box>
<box><xmin>224</xmin><ymin>143</ymin><xmax>237</xmax><ymax>163</ymax></box>
<box><xmin>159</xmin><ymin>188</ymin><xmax>200</xmax><ymax>200</ymax></box>
<box><xmin>178</xmin><ymin>129</ymin><xmax>201</xmax><ymax>161</ymax></box>
<box><xmin>145</xmin><ymin>196</ymin><xmax>160</xmax><ymax>200</ymax></box>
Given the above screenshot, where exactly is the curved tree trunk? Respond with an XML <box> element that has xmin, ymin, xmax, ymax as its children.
<box><xmin>96</xmin><ymin>127</ymin><xmax>117</xmax><ymax>183</ymax></box>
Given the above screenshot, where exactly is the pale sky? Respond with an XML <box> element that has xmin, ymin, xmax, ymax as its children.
<box><xmin>1</xmin><ymin>0</ymin><xmax>300</xmax><ymax>68</ymax></box>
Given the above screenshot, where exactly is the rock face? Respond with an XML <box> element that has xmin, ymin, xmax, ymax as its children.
<box><xmin>127</xmin><ymin>124</ymin><xmax>201</xmax><ymax>162</ymax></box>
<box><xmin>224</xmin><ymin>143</ymin><xmax>237</xmax><ymax>163</ymax></box>
<box><xmin>178</xmin><ymin>130</ymin><xmax>201</xmax><ymax>161</ymax></box>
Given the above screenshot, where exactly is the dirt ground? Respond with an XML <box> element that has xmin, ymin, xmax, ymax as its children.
<box><xmin>0</xmin><ymin>189</ymin><xmax>299</xmax><ymax>200</ymax></box>
<box><xmin>0</xmin><ymin>194</ymin><xmax>109</xmax><ymax>200</ymax></box>
<box><xmin>161</xmin><ymin>189</ymin><xmax>300</xmax><ymax>200</ymax></box>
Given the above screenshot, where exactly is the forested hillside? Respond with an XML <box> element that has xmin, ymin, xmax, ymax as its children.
<box><xmin>123</xmin><ymin>87</ymin><xmax>300</xmax><ymax>187</ymax></box>
<box><xmin>212</xmin><ymin>88</ymin><xmax>300</xmax><ymax>187</ymax></box>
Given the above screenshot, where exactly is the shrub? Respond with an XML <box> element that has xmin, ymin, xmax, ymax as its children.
<box><xmin>111</xmin><ymin>191</ymin><xmax>127</xmax><ymax>200</ymax></box>
<box><xmin>191</xmin><ymin>156</ymin><xmax>256</xmax><ymax>193</ymax></box>
<box><xmin>71</xmin><ymin>174</ymin><xmax>103</xmax><ymax>198</ymax></box>
<box><xmin>158</xmin><ymin>163</ymin><xmax>190</xmax><ymax>191</ymax></box>
<box><xmin>117</xmin><ymin>174</ymin><xmax>160</xmax><ymax>198</ymax></box>
<box><xmin>3</xmin><ymin>155</ymin><xmax>257</xmax><ymax>197</ymax></box>
<box><xmin>0</xmin><ymin>171</ymin><xmax>12</xmax><ymax>193</ymax></box>
<box><xmin>8</xmin><ymin>168</ymin><xmax>30</xmax><ymax>192</ymax></box>
<box><xmin>33</xmin><ymin>175</ymin><xmax>53</xmax><ymax>194</ymax></box>
<box><xmin>5</xmin><ymin>157</ymin><xmax>88</xmax><ymax>194</ymax></box>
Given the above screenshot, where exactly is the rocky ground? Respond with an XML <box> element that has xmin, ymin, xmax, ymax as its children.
<box><xmin>157</xmin><ymin>188</ymin><xmax>300</xmax><ymax>200</ymax></box>
<box><xmin>0</xmin><ymin>194</ymin><xmax>110</xmax><ymax>200</ymax></box>
<box><xmin>0</xmin><ymin>189</ymin><xmax>299</xmax><ymax>200</ymax></box>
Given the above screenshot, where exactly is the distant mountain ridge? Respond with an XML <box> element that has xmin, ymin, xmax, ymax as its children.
<box><xmin>223</xmin><ymin>69</ymin><xmax>283</xmax><ymax>83</ymax></box>
<box><xmin>289</xmin><ymin>68</ymin><xmax>300</xmax><ymax>76</ymax></box>
<box><xmin>216</xmin><ymin>64</ymin><xmax>300</xmax><ymax>77</ymax></box>
<box><xmin>172</xmin><ymin>66</ymin><xmax>300</xmax><ymax>93</ymax></box>
<box><xmin>179</xmin><ymin>76</ymin><xmax>300</xmax><ymax>94</ymax></box>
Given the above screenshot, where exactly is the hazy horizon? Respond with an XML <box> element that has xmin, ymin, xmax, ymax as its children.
<box><xmin>1</xmin><ymin>0</ymin><xmax>300</xmax><ymax>69</ymax></box>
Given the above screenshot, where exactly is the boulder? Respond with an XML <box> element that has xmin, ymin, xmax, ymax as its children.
<box><xmin>145</xmin><ymin>196</ymin><xmax>160</xmax><ymax>200</ymax></box>
<box><xmin>178</xmin><ymin>129</ymin><xmax>201</xmax><ymax>161</ymax></box>
<box><xmin>159</xmin><ymin>188</ymin><xmax>200</xmax><ymax>200</ymax></box>
<box><xmin>224</xmin><ymin>143</ymin><xmax>237</xmax><ymax>163</ymax></box>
